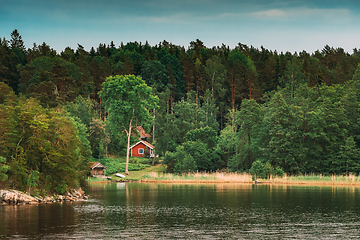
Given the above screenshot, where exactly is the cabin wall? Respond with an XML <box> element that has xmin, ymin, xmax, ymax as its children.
<box><xmin>131</xmin><ymin>143</ymin><xmax>149</xmax><ymax>157</ymax></box>
<box><xmin>91</xmin><ymin>168</ymin><xmax>104</xmax><ymax>176</ymax></box>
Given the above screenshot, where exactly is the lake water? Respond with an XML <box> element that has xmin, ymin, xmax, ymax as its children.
<box><xmin>1</xmin><ymin>183</ymin><xmax>360</xmax><ymax>239</ymax></box>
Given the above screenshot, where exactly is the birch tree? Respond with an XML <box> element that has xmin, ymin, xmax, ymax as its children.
<box><xmin>99</xmin><ymin>75</ymin><xmax>158</xmax><ymax>175</ymax></box>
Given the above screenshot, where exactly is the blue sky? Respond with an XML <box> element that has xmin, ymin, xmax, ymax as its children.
<box><xmin>1</xmin><ymin>0</ymin><xmax>360</xmax><ymax>54</ymax></box>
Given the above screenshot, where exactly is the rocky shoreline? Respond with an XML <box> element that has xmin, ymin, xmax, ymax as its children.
<box><xmin>0</xmin><ymin>188</ymin><xmax>88</xmax><ymax>205</ymax></box>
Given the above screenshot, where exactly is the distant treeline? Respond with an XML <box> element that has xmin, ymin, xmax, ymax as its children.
<box><xmin>1</xmin><ymin>29</ymin><xmax>360</xmax><ymax>192</ymax></box>
<box><xmin>2</xmin><ymin>30</ymin><xmax>360</xmax><ymax>128</ymax></box>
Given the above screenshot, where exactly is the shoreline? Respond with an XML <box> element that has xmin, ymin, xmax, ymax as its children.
<box><xmin>0</xmin><ymin>188</ymin><xmax>88</xmax><ymax>205</ymax></box>
<box><xmin>87</xmin><ymin>178</ymin><xmax>360</xmax><ymax>187</ymax></box>
<box><xmin>87</xmin><ymin>171</ymin><xmax>360</xmax><ymax>187</ymax></box>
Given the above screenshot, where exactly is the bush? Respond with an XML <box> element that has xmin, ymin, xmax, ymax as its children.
<box><xmin>249</xmin><ymin>160</ymin><xmax>284</xmax><ymax>179</ymax></box>
<box><xmin>54</xmin><ymin>180</ymin><xmax>67</xmax><ymax>195</ymax></box>
<box><xmin>0</xmin><ymin>157</ymin><xmax>10</xmax><ymax>182</ymax></box>
<box><xmin>273</xmin><ymin>166</ymin><xmax>285</xmax><ymax>177</ymax></box>
<box><xmin>173</xmin><ymin>152</ymin><xmax>197</xmax><ymax>174</ymax></box>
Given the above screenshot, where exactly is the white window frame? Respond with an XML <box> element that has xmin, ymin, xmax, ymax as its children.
<box><xmin>138</xmin><ymin>148</ymin><xmax>144</xmax><ymax>154</ymax></box>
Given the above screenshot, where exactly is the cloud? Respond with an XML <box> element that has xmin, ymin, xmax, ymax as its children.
<box><xmin>249</xmin><ymin>7</ymin><xmax>351</xmax><ymax>20</ymax></box>
<box><xmin>252</xmin><ymin>9</ymin><xmax>286</xmax><ymax>18</ymax></box>
<box><xmin>135</xmin><ymin>13</ymin><xmax>191</xmax><ymax>24</ymax></box>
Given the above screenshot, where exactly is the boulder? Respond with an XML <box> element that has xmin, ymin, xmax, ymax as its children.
<box><xmin>71</xmin><ymin>189</ymin><xmax>81</xmax><ymax>198</ymax></box>
<box><xmin>0</xmin><ymin>190</ymin><xmax>38</xmax><ymax>204</ymax></box>
<box><xmin>56</xmin><ymin>195</ymin><xmax>64</xmax><ymax>202</ymax></box>
<box><xmin>0</xmin><ymin>189</ymin><xmax>88</xmax><ymax>205</ymax></box>
<box><xmin>65</xmin><ymin>196</ymin><xmax>73</xmax><ymax>201</ymax></box>
<box><xmin>78</xmin><ymin>188</ymin><xmax>84</xmax><ymax>196</ymax></box>
<box><xmin>44</xmin><ymin>196</ymin><xmax>53</xmax><ymax>203</ymax></box>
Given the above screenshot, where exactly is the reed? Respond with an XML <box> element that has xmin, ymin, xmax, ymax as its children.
<box><xmin>139</xmin><ymin>171</ymin><xmax>360</xmax><ymax>186</ymax></box>
<box><xmin>269</xmin><ymin>173</ymin><xmax>360</xmax><ymax>186</ymax></box>
<box><xmin>140</xmin><ymin>171</ymin><xmax>253</xmax><ymax>183</ymax></box>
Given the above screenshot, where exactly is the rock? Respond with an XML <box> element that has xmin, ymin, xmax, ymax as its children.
<box><xmin>0</xmin><ymin>189</ymin><xmax>88</xmax><ymax>205</ymax></box>
<box><xmin>78</xmin><ymin>188</ymin><xmax>84</xmax><ymax>196</ymax></box>
<box><xmin>0</xmin><ymin>190</ymin><xmax>38</xmax><ymax>204</ymax></box>
<box><xmin>65</xmin><ymin>196</ymin><xmax>73</xmax><ymax>201</ymax></box>
<box><xmin>71</xmin><ymin>189</ymin><xmax>81</xmax><ymax>198</ymax></box>
<box><xmin>44</xmin><ymin>196</ymin><xmax>53</xmax><ymax>202</ymax></box>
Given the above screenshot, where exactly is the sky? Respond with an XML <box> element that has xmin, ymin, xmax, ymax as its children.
<box><xmin>1</xmin><ymin>0</ymin><xmax>360</xmax><ymax>54</ymax></box>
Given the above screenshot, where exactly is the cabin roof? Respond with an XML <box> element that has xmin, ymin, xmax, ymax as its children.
<box><xmin>136</xmin><ymin>126</ymin><xmax>151</xmax><ymax>138</ymax></box>
<box><xmin>89</xmin><ymin>162</ymin><xmax>107</xmax><ymax>169</ymax></box>
<box><xmin>129</xmin><ymin>140</ymin><xmax>155</xmax><ymax>150</ymax></box>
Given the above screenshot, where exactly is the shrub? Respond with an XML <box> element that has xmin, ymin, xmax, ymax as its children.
<box><xmin>249</xmin><ymin>160</ymin><xmax>283</xmax><ymax>179</ymax></box>
<box><xmin>273</xmin><ymin>166</ymin><xmax>285</xmax><ymax>177</ymax></box>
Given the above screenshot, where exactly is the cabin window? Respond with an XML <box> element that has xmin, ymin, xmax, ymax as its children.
<box><xmin>138</xmin><ymin>148</ymin><xmax>144</xmax><ymax>154</ymax></box>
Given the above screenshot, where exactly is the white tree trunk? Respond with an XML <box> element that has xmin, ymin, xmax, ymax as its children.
<box><xmin>125</xmin><ymin>118</ymin><xmax>132</xmax><ymax>175</ymax></box>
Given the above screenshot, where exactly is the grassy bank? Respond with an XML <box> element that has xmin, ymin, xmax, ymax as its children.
<box><xmin>139</xmin><ymin>171</ymin><xmax>252</xmax><ymax>183</ymax></box>
<box><xmin>268</xmin><ymin>173</ymin><xmax>360</xmax><ymax>186</ymax></box>
<box><xmin>132</xmin><ymin>172</ymin><xmax>360</xmax><ymax>186</ymax></box>
<box><xmin>89</xmin><ymin>170</ymin><xmax>360</xmax><ymax>186</ymax></box>
<box><xmin>86</xmin><ymin>155</ymin><xmax>165</xmax><ymax>183</ymax></box>
<box><xmin>86</xmin><ymin>156</ymin><xmax>360</xmax><ymax>186</ymax></box>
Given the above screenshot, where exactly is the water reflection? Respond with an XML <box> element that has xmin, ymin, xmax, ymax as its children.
<box><xmin>2</xmin><ymin>183</ymin><xmax>360</xmax><ymax>239</ymax></box>
<box><xmin>0</xmin><ymin>201</ymin><xmax>84</xmax><ymax>238</ymax></box>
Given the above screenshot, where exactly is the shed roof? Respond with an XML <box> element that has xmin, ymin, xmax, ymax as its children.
<box><xmin>136</xmin><ymin>126</ymin><xmax>151</xmax><ymax>138</ymax></box>
<box><xmin>129</xmin><ymin>140</ymin><xmax>155</xmax><ymax>150</ymax></box>
<box><xmin>89</xmin><ymin>162</ymin><xmax>107</xmax><ymax>169</ymax></box>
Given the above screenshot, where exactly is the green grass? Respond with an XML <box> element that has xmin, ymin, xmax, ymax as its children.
<box><xmin>86</xmin><ymin>177</ymin><xmax>110</xmax><ymax>182</ymax></box>
<box><xmin>88</xmin><ymin>157</ymin><xmax>360</xmax><ymax>186</ymax></box>
<box><xmin>112</xmin><ymin>162</ymin><xmax>167</xmax><ymax>181</ymax></box>
<box><xmin>101</xmin><ymin>155</ymin><xmax>153</xmax><ymax>175</ymax></box>
<box><xmin>86</xmin><ymin>155</ymin><xmax>162</xmax><ymax>182</ymax></box>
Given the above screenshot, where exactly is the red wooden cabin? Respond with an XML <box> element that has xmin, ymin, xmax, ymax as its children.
<box><xmin>129</xmin><ymin>141</ymin><xmax>155</xmax><ymax>158</ymax></box>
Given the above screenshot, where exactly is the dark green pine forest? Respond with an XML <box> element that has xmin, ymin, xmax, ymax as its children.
<box><xmin>1</xmin><ymin>29</ymin><xmax>360</xmax><ymax>193</ymax></box>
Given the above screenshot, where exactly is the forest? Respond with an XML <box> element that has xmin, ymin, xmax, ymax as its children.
<box><xmin>1</xmin><ymin>29</ymin><xmax>360</xmax><ymax>193</ymax></box>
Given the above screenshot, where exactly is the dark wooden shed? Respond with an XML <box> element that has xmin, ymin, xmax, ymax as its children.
<box><xmin>89</xmin><ymin>162</ymin><xmax>107</xmax><ymax>177</ymax></box>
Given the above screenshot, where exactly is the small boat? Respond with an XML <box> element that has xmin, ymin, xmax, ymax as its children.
<box><xmin>115</xmin><ymin>173</ymin><xmax>126</xmax><ymax>178</ymax></box>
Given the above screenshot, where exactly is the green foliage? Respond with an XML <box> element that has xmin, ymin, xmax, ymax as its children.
<box><xmin>0</xmin><ymin>157</ymin><xmax>10</xmax><ymax>182</ymax></box>
<box><xmin>18</xmin><ymin>56</ymin><xmax>83</xmax><ymax>107</ymax></box>
<box><xmin>141</xmin><ymin>60</ymin><xmax>170</xmax><ymax>93</ymax></box>
<box><xmin>164</xmin><ymin>137</ymin><xmax>221</xmax><ymax>173</ymax></box>
<box><xmin>54</xmin><ymin>180</ymin><xmax>67</xmax><ymax>195</ymax></box>
<box><xmin>164</xmin><ymin>147</ymin><xmax>197</xmax><ymax>174</ymax></box>
<box><xmin>0</xmin><ymin>88</ymin><xmax>89</xmax><ymax>192</ymax></box>
<box><xmin>28</xmin><ymin>170</ymin><xmax>39</xmax><ymax>188</ymax></box>
<box><xmin>3</xmin><ymin>29</ymin><xmax>360</xmax><ymax>183</ymax></box>
<box><xmin>27</xmin><ymin>170</ymin><xmax>39</xmax><ymax>193</ymax></box>
<box><xmin>218</xmin><ymin>125</ymin><xmax>237</xmax><ymax>171</ymax></box>
<box><xmin>99</xmin><ymin>74</ymin><xmax>158</xmax><ymax>174</ymax></box>
<box><xmin>185</xmin><ymin>126</ymin><xmax>217</xmax><ymax>149</ymax></box>
<box><xmin>273</xmin><ymin>166</ymin><xmax>285</xmax><ymax>178</ymax></box>
<box><xmin>249</xmin><ymin>160</ymin><xmax>275</xmax><ymax>179</ymax></box>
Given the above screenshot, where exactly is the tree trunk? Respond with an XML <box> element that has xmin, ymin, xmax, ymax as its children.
<box><xmin>125</xmin><ymin>118</ymin><xmax>133</xmax><ymax>175</ymax></box>
<box><xmin>153</xmin><ymin>108</ymin><xmax>155</xmax><ymax>142</ymax></box>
